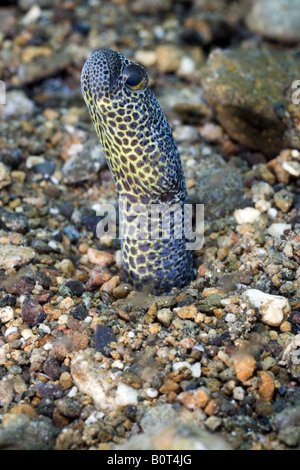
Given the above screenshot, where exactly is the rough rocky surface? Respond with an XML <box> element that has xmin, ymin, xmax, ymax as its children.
<box><xmin>201</xmin><ymin>47</ymin><xmax>300</xmax><ymax>155</ymax></box>
<box><xmin>246</xmin><ymin>0</ymin><xmax>300</xmax><ymax>43</ymax></box>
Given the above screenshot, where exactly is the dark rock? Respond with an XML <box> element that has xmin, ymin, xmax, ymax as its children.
<box><xmin>32</xmin><ymin>161</ymin><xmax>56</xmax><ymax>176</ymax></box>
<box><xmin>31</xmin><ymin>238</ymin><xmax>52</xmax><ymax>254</ymax></box>
<box><xmin>34</xmin><ymin>272</ymin><xmax>52</xmax><ymax>290</ymax></box>
<box><xmin>0</xmin><ymin>295</ymin><xmax>16</xmax><ymax>307</ymax></box>
<box><xmin>62</xmin><ymin>225</ymin><xmax>79</xmax><ymax>242</ymax></box>
<box><xmin>35</xmin><ymin>383</ymin><xmax>63</xmax><ymax>399</ymax></box>
<box><xmin>65</xmin><ymin>280</ymin><xmax>84</xmax><ymax>296</ymax></box>
<box><xmin>0</xmin><ymin>208</ymin><xmax>29</xmax><ymax>233</ymax></box>
<box><xmin>82</xmin><ymin>215</ymin><xmax>104</xmax><ymax>236</ymax></box>
<box><xmin>43</xmin><ymin>356</ymin><xmax>61</xmax><ymax>381</ymax></box>
<box><xmin>71</xmin><ymin>303</ymin><xmax>88</xmax><ymax>321</ymax></box>
<box><xmin>59</xmin><ymin>201</ymin><xmax>74</xmax><ymax>218</ymax></box>
<box><xmin>95</xmin><ymin>325</ymin><xmax>117</xmax><ymax>353</ymax></box>
<box><xmin>36</xmin><ymin>397</ymin><xmax>54</xmax><ymax>417</ymax></box>
<box><xmin>21</xmin><ymin>296</ymin><xmax>44</xmax><ymax>324</ymax></box>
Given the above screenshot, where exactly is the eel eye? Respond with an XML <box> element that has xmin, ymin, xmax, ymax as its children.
<box><xmin>123</xmin><ymin>64</ymin><xmax>149</xmax><ymax>92</ymax></box>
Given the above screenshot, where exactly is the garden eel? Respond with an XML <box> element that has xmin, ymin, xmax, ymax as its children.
<box><xmin>81</xmin><ymin>48</ymin><xmax>194</xmax><ymax>294</ymax></box>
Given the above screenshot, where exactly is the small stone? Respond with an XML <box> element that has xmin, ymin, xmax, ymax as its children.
<box><xmin>71</xmin><ymin>303</ymin><xmax>88</xmax><ymax>321</ymax></box>
<box><xmin>282</xmin><ymin>160</ymin><xmax>300</xmax><ymax>177</ymax></box>
<box><xmin>65</xmin><ymin>280</ymin><xmax>84</xmax><ymax>296</ymax></box>
<box><xmin>234</xmin><ymin>207</ymin><xmax>261</xmax><ymax>225</ymax></box>
<box><xmin>178</xmin><ymin>388</ymin><xmax>210</xmax><ymax>410</ymax></box>
<box><xmin>57</xmin><ymin>297</ymin><xmax>74</xmax><ymax>312</ymax></box>
<box><xmin>155</xmin><ymin>45</ymin><xmax>182</xmax><ymax>73</ymax></box>
<box><xmin>258</xmin><ymin>371</ymin><xmax>275</xmax><ymax>402</ymax></box>
<box><xmin>0</xmin><ymin>163</ymin><xmax>11</xmax><ymax>189</ymax></box>
<box><xmin>274</xmin><ymin>189</ymin><xmax>294</xmax><ymax>212</ymax></box>
<box><xmin>0</xmin><ymin>90</ymin><xmax>35</xmax><ymax>119</ymax></box>
<box><xmin>59</xmin><ymin>371</ymin><xmax>73</xmax><ymax>390</ymax></box>
<box><xmin>95</xmin><ymin>325</ymin><xmax>117</xmax><ymax>353</ymax></box>
<box><xmin>245</xmin><ymin>289</ymin><xmax>290</xmax><ymax>326</ymax></box>
<box><xmin>159</xmin><ymin>379</ymin><xmax>180</xmax><ymax>394</ymax></box>
<box><xmin>0</xmin><ymin>306</ymin><xmax>14</xmax><ymax>323</ymax></box>
<box><xmin>85</xmin><ymin>269</ymin><xmax>111</xmax><ymax>290</ymax></box>
<box><xmin>32</xmin><ymin>161</ymin><xmax>56</xmax><ymax>176</ymax></box>
<box><xmin>21</xmin><ymin>297</ymin><xmax>43</xmax><ymax>324</ymax></box>
<box><xmin>55</xmin><ymin>397</ymin><xmax>82</xmax><ymax>418</ymax></box>
<box><xmin>267</xmin><ymin>223</ymin><xmax>291</xmax><ymax>238</ymax></box>
<box><xmin>233</xmin><ymin>386</ymin><xmax>245</xmax><ymax>401</ymax></box>
<box><xmin>232</xmin><ymin>353</ymin><xmax>256</xmax><ymax>382</ymax></box>
<box><xmin>100</xmin><ymin>275</ymin><xmax>120</xmax><ymax>293</ymax></box>
<box><xmin>173</xmin><ymin>304</ymin><xmax>197</xmax><ymax>319</ymax></box>
<box><xmin>0</xmin><ymin>209</ymin><xmax>28</xmax><ymax>233</ymax></box>
<box><xmin>205</xmin><ymin>416</ymin><xmax>222</xmax><ymax>432</ymax></box>
<box><xmin>43</xmin><ymin>356</ymin><xmax>61</xmax><ymax>381</ymax></box>
<box><xmin>157</xmin><ymin>308</ymin><xmax>173</xmax><ymax>327</ymax></box>
<box><xmin>87</xmin><ymin>248</ymin><xmax>115</xmax><ymax>267</ymax></box>
<box><xmin>112</xmin><ymin>284</ymin><xmax>132</xmax><ymax>299</ymax></box>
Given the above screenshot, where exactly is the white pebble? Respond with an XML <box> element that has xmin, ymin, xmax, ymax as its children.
<box><xmin>282</xmin><ymin>160</ymin><xmax>300</xmax><ymax>176</ymax></box>
<box><xmin>115</xmin><ymin>384</ymin><xmax>138</xmax><ymax>407</ymax></box>
<box><xmin>146</xmin><ymin>388</ymin><xmax>158</xmax><ymax>398</ymax></box>
<box><xmin>111</xmin><ymin>360</ymin><xmax>124</xmax><ymax>370</ymax></box>
<box><xmin>267</xmin><ymin>223</ymin><xmax>291</xmax><ymax>238</ymax></box>
<box><xmin>38</xmin><ymin>324</ymin><xmax>51</xmax><ymax>335</ymax></box>
<box><xmin>21</xmin><ymin>328</ymin><xmax>34</xmax><ymax>340</ymax></box>
<box><xmin>0</xmin><ymin>306</ymin><xmax>14</xmax><ymax>324</ymax></box>
<box><xmin>234</xmin><ymin>207</ymin><xmax>260</xmax><ymax>225</ymax></box>
<box><xmin>190</xmin><ymin>362</ymin><xmax>201</xmax><ymax>378</ymax></box>
<box><xmin>267</xmin><ymin>208</ymin><xmax>278</xmax><ymax>220</ymax></box>
<box><xmin>58</xmin><ymin>314</ymin><xmax>68</xmax><ymax>325</ymax></box>
<box><xmin>173</xmin><ymin>361</ymin><xmax>191</xmax><ymax>372</ymax></box>
<box><xmin>245</xmin><ymin>289</ymin><xmax>290</xmax><ymax>326</ymax></box>
<box><xmin>233</xmin><ymin>386</ymin><xmax>245</xmax><ymax>401</ymax></box>
<box><xmin>225</xmin><ymin>313</ymin><xmax>236</xmax><ymax>323</ymax></box>
<box><xmin>5</xmin><ymin>326</ymin><xmax>18</xmax><ymax>337</ymax></box>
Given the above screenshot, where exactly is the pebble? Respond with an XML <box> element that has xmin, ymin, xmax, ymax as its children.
<box><xmin>0</xmin><ymin>245</ymin><xmax>36</xmax><ymax>269</ymax></box>
<box><xmin>267</xmin><ymin>223</ymin><xmax>291</xmax><ymax>238</ymax></box>
<box><xmin>156</xmin><ymin>308</ymin><xmax>173</xmax><ymax>327</ymax></box>
<box><xmin>0</xmin><ymin>163</ymin><xmax>11</xmax><ymax>189</ymax></box>
<box><xmin>245</xmin><ymin>289</ymin><xmax>290</xmax><ymax>326</ymax></box>
<box><xmin>94</xmin><ymin>325</ymin><xmax>117</xmax><ymax>353</ymax></box>
<box><xmin>0</xmin><ymin>90</ymin><xmax>35</xmax><ymax>119</ymax></box>
<box><xmin>274</xmin><ymin>189</ymin><xmax>294</xmax><ymax>212</ymax></box>
<box><xmin>246</xmin><ymin>0</ymin><xmax>300</xmax><ymax>42</ymax></box>
<box><xmin>100</xmin><ymin>275</ymin><xmax>120</xmax><ymax>293</ymax></box>
<box><xmin>282</xmin><ymin>160</ymin><xmax>300</xmax><ymax>177</ymax></box>
<box><xmin>258</xmin><ymin>371</ymin><xmax>275</xmax><ymax>402</ymax></box>
<box><xmin>234</xmin><ymin>207</ymin><xmax>261</xmax><ymax>225</ymax></box>
<box><xmin>232</xmin><ymin>353</ymin><xmax>256</xmax><ymax>382</ymax></box>
<box><xmin>21</xmin><ymin>297</ymin><xmax>43</xmax><ymax>324</ymax></box>
<box><xmin>87</xmin><ymin>248</ymin><xmax>115</xmax><ymax>267</ymax></box>
<box><xmin>178</xmin><ymin>388</ymin><xmax>210</xmax><ymax>410</ymax></box>
<box><xmin>0</xmin><ymin>306</ymin><xmax>14</xmax><ymax>324</ymax></box>
<box><xmin>173</xmin><ymin>304</ymin><xmax>197</xmax><ymax>319</ymax></box>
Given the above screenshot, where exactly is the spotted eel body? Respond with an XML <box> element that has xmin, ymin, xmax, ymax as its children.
<box><xmin>81</xmin><ymin>49</ymin><xmax>194</xmax><ymax>293</ymax></box>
